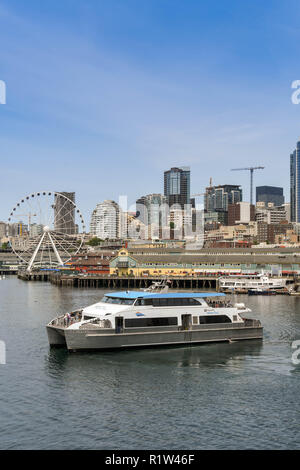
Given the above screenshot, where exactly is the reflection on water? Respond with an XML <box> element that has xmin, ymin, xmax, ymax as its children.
<box><xmin>0</xmin><ymin>277</ymin><xmax>300</xmax><ymax>450</ymax></box>
<box><xmin>46</xmin><ymin>340</ymin><xmax>264</xmax><ymax>369</ymax></box>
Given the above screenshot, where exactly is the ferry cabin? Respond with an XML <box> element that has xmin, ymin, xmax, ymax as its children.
<box><xmin>68</xmin><ymin>292</ymin><xmax>246</xmax><ymax>332</ymax></box>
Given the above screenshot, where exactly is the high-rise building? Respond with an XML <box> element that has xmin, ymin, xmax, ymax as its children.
<box><xmin>136</xmin><ymin>193</ymin><xmax>168</xmax><ymax>239</ymax></box>
<box><xmin>90</xmin><ymin>200</ymin><xmax>125</xmax><ymax>239</ymax></box>
<box><xmin>164</xmin><ymin>167</ymin><xmax>191</xmax><ymax>209</ymax></box>
<box><xmin>256</xmin><ymin>186</ymin><xmax>284</xmax><ymax>206</ymax></box>
<box><xmin>204</xmin><ymin>184</ymin><xmax>242</xmax><ymax>212</ymax></box>
<box><xmin>290</xmin><ymin>140</ymin><xmax>300</xmax><ymax>222</ymax></box>
<box><xmin>54</xmin><ymin>192</ymin><xmax>76</xmax><ymax>234</ymax></box>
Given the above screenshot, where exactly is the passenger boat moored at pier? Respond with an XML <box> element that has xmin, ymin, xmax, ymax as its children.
<box><xmin>219</xmin><ymin>272</ymin><xmax>287</xmax><ymax>293</ymax></box>
<box><xmin>46</xmin><ymin>291</ymin><xmax>263</xmax><ymax>351</ymax></box>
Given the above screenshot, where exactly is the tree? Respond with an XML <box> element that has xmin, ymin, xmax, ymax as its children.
<box><xmin>86</xmin><ymin>237</ymin><xmax>103</xmax><ymax>246</ymax></box>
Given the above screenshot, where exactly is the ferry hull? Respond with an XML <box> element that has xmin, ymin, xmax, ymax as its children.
<box><xmin>47</xmin><ymin>325</ymin><xmax>67</xmax><ymax>347</ymax></box>
<box><xmin>58</xmin><ymin>325</ymin><xmax>263</xmax><ymax>351</ymax></box>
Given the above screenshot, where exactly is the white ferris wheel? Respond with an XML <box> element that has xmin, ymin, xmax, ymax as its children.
<box><xmin>7</xmin><ymin>191</ymin><xmax>86</xmax><ymax>271</ymax></box>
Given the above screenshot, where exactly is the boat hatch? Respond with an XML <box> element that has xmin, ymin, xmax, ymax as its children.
<box><xmin>181</xmin><ymin>314</ymin><xmax>192</xmax><ymax>331</ymax></box>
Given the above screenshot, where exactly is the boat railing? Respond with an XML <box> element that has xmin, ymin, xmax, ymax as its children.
<box><xmin>50</xmin><ymin>310</ymin><xmax>83</xmax><ymax>327</ymax></box>
<box><xmin>79</xmin><ymin>319</ymin><xmax>112</xmax><ymax>329</ymax></box>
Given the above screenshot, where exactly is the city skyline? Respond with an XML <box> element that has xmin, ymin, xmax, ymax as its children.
<box><xmin>1</xmin><ymin>1</ymin><xmax>300</xmax><ymax>224</ymax></box>
<box><xmin>2</xmin><ymin>164</ymin><xmax>288</xmax><ymax>230</ymax></box>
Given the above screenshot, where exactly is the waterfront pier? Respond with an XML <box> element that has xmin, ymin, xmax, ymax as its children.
<box><xmin>49</xmin><ymin>273</ymin><xmax>219</xmax><ymax>289</ymax></box>
<box><xmin>17</xmin><ymin>270</ymin><xmax>218</xmax><ymax>289</ymax></box>
<box><xmin>17</xmin><ymin>269</ymin><xmax>300</xmax><ymax>293</ymax></box>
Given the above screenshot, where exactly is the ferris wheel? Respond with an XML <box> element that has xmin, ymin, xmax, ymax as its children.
<box><xmin>7</xmin><ymin>191</ymin><xmax>86</xmax><ymax>271</ymax></box>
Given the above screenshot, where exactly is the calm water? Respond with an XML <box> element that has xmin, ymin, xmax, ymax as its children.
<box><xmin>0</xmin><ymin>276</ymin><xmax>300</xmax><ymax>450</ymax></box>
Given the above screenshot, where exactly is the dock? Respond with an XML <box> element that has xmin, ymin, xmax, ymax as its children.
<box><xmin>16</xmin><ymin>270</ymin><xmax>299</xmax><ymax>292</ymax></box>
<box><xmin>18</xmin><ymin>270</ymin><xmax>219</xmax><ymax>289</ymax></box>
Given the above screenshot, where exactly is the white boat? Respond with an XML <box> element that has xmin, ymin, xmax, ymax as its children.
<box><xmin>219</xmin><ymin>272</ymin><xmax>287</xmax><ymax>293</ymax></box>
<box><xmin>46</xmin><ymin>290</ymin><xmax>263</xmax><ymax>352</ymax></box>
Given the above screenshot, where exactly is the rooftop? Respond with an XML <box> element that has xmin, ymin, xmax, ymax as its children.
<box><xmin>105</xmin><ymin>291</ymin><xmax>225</xmax><ymax>299</ymax></box>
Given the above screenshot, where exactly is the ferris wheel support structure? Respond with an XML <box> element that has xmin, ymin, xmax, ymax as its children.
<box><xmin>26</xmin><ymin>227</ymin><xmax>64</xmax><ymax>272</ymax></box>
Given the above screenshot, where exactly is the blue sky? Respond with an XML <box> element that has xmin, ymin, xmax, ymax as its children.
<box><xmin>1</xmin><ymin>0</ymin><xmax>300</xmax><ymax>225</ymax></box>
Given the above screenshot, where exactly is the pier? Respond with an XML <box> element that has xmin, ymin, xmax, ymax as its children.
<box><xmin>49</xmin><ymin>273</ymin><xmax>219</xmax><ymax>289</ymax></box>
<box><xmin>0</xmin><ymin>268</ymin><xmax>17</xmax><ymax>275</ymax></box>
<box><xmin>17</xmin><ymin>270</ymin><xmax>219</xmax><ymax>289</ymax></box>
<box><xmin>16</xmin><ymin>269</ymin><xmax>300</xmax><ymax>293</ymax></box>
<box><xmin>18</xmin><ymin>270</ymin><xmax>50</xmax><ymax>282</ymax></box>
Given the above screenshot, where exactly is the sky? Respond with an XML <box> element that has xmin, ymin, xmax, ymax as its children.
<box><xmin>1</xmin><ymin>0</ymin><xmax>300</xmax><ymax>226</ymax></box>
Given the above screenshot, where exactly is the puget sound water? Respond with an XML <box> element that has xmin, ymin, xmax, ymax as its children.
<box><xmin>0</xmin><ymin>276</ymin><xmax>300</xmax><ymax>450</ymax></box>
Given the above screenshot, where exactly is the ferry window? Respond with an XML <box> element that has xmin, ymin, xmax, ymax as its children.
<box><xmin>199</xmin><ymin>315</ymin><xmax>231</xmax><ymax>324</ymax></box>
<box><xmin>125</xmin><ymin>317</ymin><xmax>178</xmax><ymax>328</ymax></box>
<box><xmin>192</xmin><ymin>316</ymin><xmax>198</xmax><ymax>325</ymax></box>
<box><xmin>233</xmin><ymin>315</ymin><xmax>238</xmax><ymax>321</ymax></box>
<box><xmin>135</xmin><ymin>298</ymin><xmax>153</xmax><ymax>306</ymax></box>
<box><xmin>188</xmin><ymin>298</ymin><xmax>201</xmax><ymax>305</ymax></box>
<box><xmin>103</xmin><ymin>297</ymin><xmax>134</xmax><ymax>305</ymax></box>
<box><xmin>152</xmin><ymin>298</ymin><xmax>201</xmax><ymax>307</ymax></box>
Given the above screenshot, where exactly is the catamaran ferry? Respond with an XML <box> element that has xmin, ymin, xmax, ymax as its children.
<box><xmin>46</xmin><ymin>290</ymin><xmax>262</xmax><ymax>351</ymax></box>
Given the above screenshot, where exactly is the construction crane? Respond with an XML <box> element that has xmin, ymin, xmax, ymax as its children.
<box><xmin>231</xmin><ymin>166</ymin><xmax>265</xmax><ymax>205</ymax></box>
<box><xmin>192</xmin><ymin>178</ymin><xmax>213</xmax><ymax>198</ymax></box>
<box><xmin>14</xmin><ymin>213</ymin><xmax>37</xmax><ymax>236</ymax></box>
<box><xmin>190</xmin><ymin>193</ymin><xmax>206</xmax><ymax>212</ymax></box>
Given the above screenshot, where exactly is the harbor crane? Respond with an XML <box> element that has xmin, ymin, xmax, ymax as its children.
<box><xmin>231</xmin><ymin>166</ymin><xmax>265</xmax><ymax>205</ymax></box>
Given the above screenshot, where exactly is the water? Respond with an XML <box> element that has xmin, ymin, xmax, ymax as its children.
<box><xmin>0</xmin><ymin>276</ymin><xmax>300</xmax><ymax>450</ymax></box>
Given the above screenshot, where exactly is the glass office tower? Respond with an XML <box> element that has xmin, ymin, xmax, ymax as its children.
<box><xmin>204</xmin><ymin>184</ymin><xmax>242</xmax><ymax>212</ymax></box>
<box><xmin>256</xmin><ymin>186</ymin><xmax>284</xmax><ymax>206</ymax></box>
<box><xmin>164</xmin><ymin>167</ymin><xmax>191</xmax><ymax>209</ymax></box>
<box><xmin>290</xmin><ymin>140</ymin><xmax>300</xmax><ymax>223</ymax></box>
